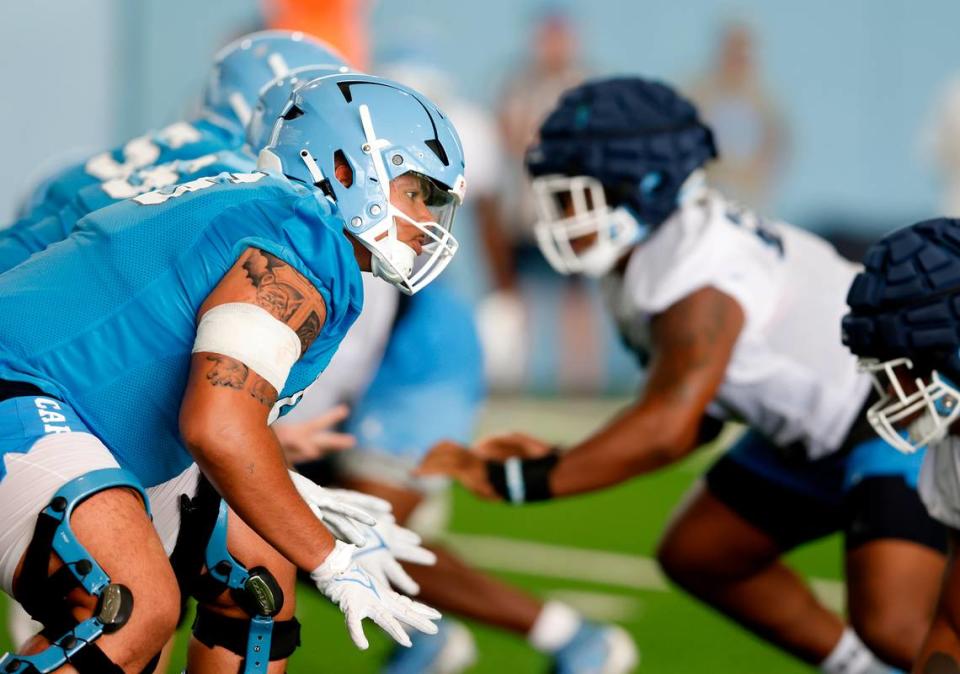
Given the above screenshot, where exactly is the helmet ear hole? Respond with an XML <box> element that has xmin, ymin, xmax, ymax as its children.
<box><xmin>282</xmin><ymin>104</ymin><xmax>304</xmax><ymax>121</ymax></box>
<box><xmin>333</xmin><ymin>150</ymin><xmax>353</xmax><ymax>188</ymax></box>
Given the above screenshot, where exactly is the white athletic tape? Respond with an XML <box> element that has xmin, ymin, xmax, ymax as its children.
<box><xmin>193</xmin><ymin>302</ymin><xmax>301</xmax><ymax>393</ymax></box>
<box><xmin>309</xmin><ymin>539</ymin><xmax>355</xmax><ymax>584</ymax></box>
<box><xmin>505</xmin><ymin>457</ymin><xmax>525</xmax><ymax>504</ymax></box>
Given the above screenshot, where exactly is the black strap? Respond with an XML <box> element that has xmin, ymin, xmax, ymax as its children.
<box><xmin>14</xmin><ymin>511</ymin><xmax>77</xmax><ymax>632</ymax></box>
<box><xmin>67</xmin><ymin>642</ymin><xmax>125</xmax><ymax>674</ymax></box>
<box><xmin>169</xmin><ymin>475</ymin><xmax>222</xmax><ymax>602</ymax></box>
<box><xmin>192</xmin><ymin>606</ymin><xmax>301</xmax><ymax>661</ymax></box>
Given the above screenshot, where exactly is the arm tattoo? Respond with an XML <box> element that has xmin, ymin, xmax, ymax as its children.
<box><xmin>241</xmin><ymin>249</ymin><xmax>326</xmax><ymax>353</ymax></box>
<box><xmin>203</xmin><ymin>355</ymin><xmax>278</xmax><ymax>408</ymax></box>
<box><xmin>206</xmin><ymin>355</ymin><xmax>248</xmax><ymax>389</ymax></box>
<box><xmin>924</xmin><ymin>653</ymin><xmax>960</xmax><ymax>674</ymax></box>
<box><xmin>242</xmin><ymin>250</ymin><xmax>306</xmax><ymax>322</ymax></box>
<box><xmin>296</xmin><ymin>311</ymin><xmax>322</xmax><ymax>354</ymax></box>
<box><xmin>249</xmin><ymin>378</ymin><xmax>277</xmax><ymax>407</ymax></box>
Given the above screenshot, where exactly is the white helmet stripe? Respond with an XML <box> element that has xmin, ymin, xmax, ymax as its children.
<box><xmin>268</xmin><ymin>53</ymin><xmax>290</xmax><ymax>79</ymax></box>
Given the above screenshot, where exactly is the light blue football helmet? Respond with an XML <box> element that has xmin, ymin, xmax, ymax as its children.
<box><xmin>204</xmin><ymin>30</ymin><xmax>348</xmax><ymax>131</ymax></box>
<box><xmin>246</xmin><ymin>64</ymin><xmax>352</xmax><ymax>152</ymax></box>
<box><xmin>259</xmin><ymin>73</ymin><xmax>466</xmax><ymax>295</ymax></box>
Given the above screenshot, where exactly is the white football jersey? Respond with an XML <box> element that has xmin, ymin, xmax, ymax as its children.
<box><xmin>276</xmin><ymin>275</ymin><xmax>399</xmax><ymax>424</ymax></box>
<box><xmin>602</xmin><ymin>188</ymin><xmax>872</xmax><ymax>459</ymax></box>
<box><xmin>919</xmin><ymin>436</ymin><xmax>960</xmax><ymax>529</ymax></box>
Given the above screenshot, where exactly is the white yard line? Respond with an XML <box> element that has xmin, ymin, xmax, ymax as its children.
<box><xmin>544</xmin><ymin>589</ymin><xmax>645</xmax><ymax>622</ymax></box>
<box><xmin>443</xmin><ymin>533</ymin><xmax>670</xmax><ymax>591</ymax></box>
<box><xmin>442</xmin><ymin>532</ymin><xmax>846</xmax><ymax>613</ymax></box>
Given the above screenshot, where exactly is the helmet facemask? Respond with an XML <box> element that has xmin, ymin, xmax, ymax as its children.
<box><xmin>354</xmin><ymin>104</ymin><xmax>461</xmax><ymax>295</ymax></box>
<box><xmin>858</xmin><ymin>356</ymin><xmax>960</xmax><ymax>453</ymax></box>
<box><xmin>532</xmin><ymin>174</ymin><xmax>646</xmax><ymax>278</ymax></box>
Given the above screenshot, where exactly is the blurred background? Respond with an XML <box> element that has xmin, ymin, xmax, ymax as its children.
<box><xmin>1</xmin><ymin>1</ymin><xmax>958</xmax><ymax>671</ymax></box>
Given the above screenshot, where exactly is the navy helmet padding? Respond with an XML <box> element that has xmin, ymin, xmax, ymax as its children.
<box><xmin>525</xmin><ymin>76</ymin><xmax>717</xmax><ymax>226</ymax></box>
<box><xmin>842</xmin><ymin>217</ymin><xmax>960</xmax><ymax>379</ymax></box>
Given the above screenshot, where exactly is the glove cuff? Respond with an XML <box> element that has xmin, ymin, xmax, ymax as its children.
<box><xmin>309</xmin><ymin>539</ymin><xmax>355</xmax><ymax>584</ymax></box>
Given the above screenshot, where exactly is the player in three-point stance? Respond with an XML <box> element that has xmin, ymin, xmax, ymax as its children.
<box><xmin>0</xmin><ymin>71</ymin><xmax>464</xmax><ymax>674</ymax></box>
<box><xmin>420</xmin><ymin>76</ymin><xmax>945</xmax><ymax>673</ymax></box>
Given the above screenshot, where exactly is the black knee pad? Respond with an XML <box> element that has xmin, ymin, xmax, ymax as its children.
<box><xmin>192</xmin><ymin>605</ymin><xmax>302</xmax><ymax>661</ymax></box>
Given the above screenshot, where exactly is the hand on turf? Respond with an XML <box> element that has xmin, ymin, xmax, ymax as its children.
<box><xmin>472</xmin><ymin>432</ymin><xmax>553</xmax><ymax>460</ymax></box>
<box><xmin>275</xmin><ymin>404</ymin><xmax>356</xmax><ymax>463</ymax></box>
<box><xmin>353</xmin><ymin>514</ymin><xmax>437</xmax><ymax>595</ymax></box>
<box><xmin>312</xmin><ymin>541</ymin><xmax>441</xmax><ymax>650</ymax></box>
<box><xmin>289</xmin><ymin>471</ymin><xmax>383</xmax><ymax>546</ymax></box>
<box><xmin>414</xmin><ymin>441</ymin><xmax>498</xmax><ymax>499</ymax></box>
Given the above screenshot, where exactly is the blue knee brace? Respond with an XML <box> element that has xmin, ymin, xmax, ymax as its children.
<box><xmin>0</xmin><ymin>468</ymin><xmax>149</xmax><ymax>674</ymax></box>
<box><xmin>192</xmin><ymin>499</ymin><xmax>290</xmax><ymax>674</ymax></box>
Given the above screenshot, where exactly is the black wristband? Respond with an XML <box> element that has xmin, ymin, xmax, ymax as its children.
<box><xmin>486</xmin><ymin>453</ymin><xmax>560</xmax><ymax>504</ymax></box>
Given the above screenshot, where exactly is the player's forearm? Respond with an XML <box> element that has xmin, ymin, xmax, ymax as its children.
<box><xmin>550</xmin><ymin>403</ymin><xmax>701</xmax><ymax>496</ymax></box>
<box><xmin>188</xmin><ymin>424</ymin><xmax>336</xmax><ymax>571</ymax></box>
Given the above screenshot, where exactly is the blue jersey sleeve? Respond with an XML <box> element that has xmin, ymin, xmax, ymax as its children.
<box><xmin>345</xmin><ymin>285</ymin><xmax>485</xmax><ymax>462</ymax></box>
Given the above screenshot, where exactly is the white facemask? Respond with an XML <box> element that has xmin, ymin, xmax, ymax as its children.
<box><xmin>356</xmin><ymin>104</ymin><xmax>461</xmax><ymax>295</ymax></box>
<box><xmin>531</xmin><ymin>174</ymin><xmax>645</xmax><ymax>278</ymax></box>
<box><xmin>858</xmin><ymin>356</ymin><xmax>960</xmax><ymax>453</ymax></box>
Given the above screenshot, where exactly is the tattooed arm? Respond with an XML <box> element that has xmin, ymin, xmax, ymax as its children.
<box><xmin>419</xmin><ymin>287</ymin><xmax>744</xmax><ymax>498</ymax></box>
<box><xmin>179</xmin><ymin>247</ymin><xmax>335</xmax><ymax>571</ymax></box>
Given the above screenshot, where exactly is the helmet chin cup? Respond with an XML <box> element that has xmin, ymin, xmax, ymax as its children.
<box><xmin>370</xmin><ymin>238</ymin><xmax>416</xmax><ymax>287</ymax></box>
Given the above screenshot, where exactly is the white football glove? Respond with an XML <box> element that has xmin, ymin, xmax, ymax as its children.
<box><xmin>353</xmin><ymin>514</ymin><xmax>437</xmax><ymax>595</ymax></box>
<box><xmin>289</xmin><ymin>471</ymin><xmax>387</xmax><ymax>546</ymax></box>
<box><xmin>312</xmin><ymin>540</ymin><xmax>441</xmax><ymax>650</ymax></box>
<box><xmin>324</xmin><ymin>487</ymin><xmax>393</xmax><ymax>518</ymax></box>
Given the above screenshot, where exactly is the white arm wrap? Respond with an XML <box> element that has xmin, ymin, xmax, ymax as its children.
<box><xmin>309</xmin><ymin>539</ymin><xmax>355</xmax><ymax>584</ymax></box>
<box><xmin>193</xmin><ymin>302</ymin><xmax>302</xmax><ymax>393</ymax></box>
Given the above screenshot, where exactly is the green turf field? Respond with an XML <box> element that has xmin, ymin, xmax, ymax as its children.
<box><xmin>0</xmin><ymin>396</ymin><xmax>842</xmax><ymax>673</ymax></box>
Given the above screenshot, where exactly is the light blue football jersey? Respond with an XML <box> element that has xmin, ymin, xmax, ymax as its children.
<box><xmin>346</xmin><ymin>283</ymin><xmax>485</xmax><ymax>464</ymax></box>
<box><xmin>0</xmin><ymin>149</ymin><xmax>256</xmax><ymax>273</ymax></box>
<box><xmin>10</xmin><ymin>116</ymin><xmax>244</xmax><ymax>231</ymax></box>
<box><xmin>0</xmin><ymin>171</ymin><xmax>363</xmax><ymax>486</ymax></box>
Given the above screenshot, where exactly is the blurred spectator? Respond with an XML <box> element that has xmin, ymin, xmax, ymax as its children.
<box><xmin>263</xmin><ymin>0</ymin><xmax>372</xmax><ymax>69</ymax></box>
<box><xmin>497</xmin><ymin>6</ymin><xmax>588</xmax><ymax>255</ymax></box>
<box><xmin>689</xmin><ymin>21</ymin><xmax>786</xmax><ymax>210</ymax></box>
<box><xmin>481</xmin><ymin>7</ymin><xmax>592</xmax><ymax>391</ymax></box>
<box><xmin>924</xmin><ymin>76</ymin><xmax>960</xmax><ymax>216</ymax></box>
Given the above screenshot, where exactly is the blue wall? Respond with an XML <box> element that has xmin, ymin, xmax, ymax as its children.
<box><xmin>1</xmin><ymin>0</ymin><xmax>958</xmax><ymax>234</ymax></box>
<box><xmin>371</xmin><ymin>0</ymin><xmax>960</xmax><ymax>231</ymax></box>
<box><xmin>0</xmin><ymin>0</ymin><xmax>115</xmax><ymax>221</ymax></box>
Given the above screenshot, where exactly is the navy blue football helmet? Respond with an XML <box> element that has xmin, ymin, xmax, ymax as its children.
<box><xmin>525</xmin><ymin>76</ymin><xmax>716</xmax><ymax>276</ymax></box>
<box><xmin>842</xmin><ymin>217</ymin><xmax>960</xmax><ymax>453</ymax></box>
